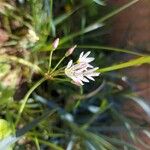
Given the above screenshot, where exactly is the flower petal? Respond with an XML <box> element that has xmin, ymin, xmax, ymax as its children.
<box><xmin>87</xmin><ymin>64</ymin><xmax>94</xmax><ymax>68</ymax></box>
<box><xmin>85</xmin><ymin>57</ymin><xmax>95</xmax><ymax>63</ymax></box>
<box><xmin>86</xmin><ymin>76</ymin><xmax>95</xmax><ymax>81</ymax></box>
<box><xmin>79</xmin><ymin>52</ymin><xmax>84</xmax><ymax>58</ymax></box>
<box><xmin>73</xmin><ymin>78</ymin><xmax>84</xmax><ymax>86</ymax></box>
<box><xmin>66</xmin><ymin>60</ymin><xmax>73</xmax><ymax>68</ymax></box>
<box><xmin>83</xmin><ymin>51</ymin><xmax>91</xmax><ymax>58</ymax></box>
<box><xmin>90</xmin><ymin>73</ymin><xmax>100</xmax><ymax>76</ymax></box>
<box><xmin>81</xmin><ymin>77</ymin><xmax>89</xmax><ymax>82</ymax></box>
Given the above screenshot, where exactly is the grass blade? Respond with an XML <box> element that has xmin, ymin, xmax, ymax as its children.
<box><xmin>0</xmin><ymin>109</ymin><xmax>57</xmax><ymax>150</ymax></box>
<box><xmin>78</xmin><ymin>45</ymin><xmax>146</xmax><ymax>56</ymax></box>
<box><xmin>97</xmin><ymin>56</ymin><xmax>150</xmax><ymax>72</ymax></box>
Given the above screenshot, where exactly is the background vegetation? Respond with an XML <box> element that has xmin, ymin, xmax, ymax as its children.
<box><xmin>0</xmin><ymin>0</ymin><xmax>150</xmax><ymax>149</ymax></box>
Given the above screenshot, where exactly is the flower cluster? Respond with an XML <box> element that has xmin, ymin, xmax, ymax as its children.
<box><xmin>65</xmin><ymin>51</ymin><xmax>100</xmax><ymax>86</ymax></box>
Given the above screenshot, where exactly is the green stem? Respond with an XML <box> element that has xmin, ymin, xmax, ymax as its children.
<box><xmin>77</xmin><ymin>45</ymin><xmax>145</xmax><ymax>56</ymax></box>
<box><xmin>54</xmin><ymin>78</ymin><xmax>70</xmax><ymax>82</ymax></box>
<box><xmin>29</xmin><ymin>137</ymin><xmax>64</xmax><ymax>150</ymax></box>
<box><xmin>98</xmin><ymin>0</ymin><xmax>139</xmax><ymax>23</ymax></box>
<box><xmin>42</xmin><ymin>0</ymin><xmax>140</xmax><ymax>51</ymax></box>
<box><xmin>50</xmin><ymin>56</ymin><xmax>66</xmax><ymax>74</ymax></box>
<box><xmin>75</xmin><ymin>86</ymin><xmax>83</xmax><ymax>108</ymax></box>
<box><xmin>97</xmin><ymin>56</ymin><xmax>150</xmax><ymax>73</ymax></box>
<box><xmin>59</xmin><ymin>0</ymin><xmax>140</xmax><ymax>45</ymax></box>
<box><xmin>48</xmin><ymin>50</ymin><xmax>53</xmax><ymax>73</ymax></box>
<box><xmin>34</xmin><ymin>137</ymin><xmax>40</xmax><ymax>150</ymax></box>
<box><xmin>15</xmin><ymin>77</ymin><xmax>46</xmax><ymax>126</ymax></box>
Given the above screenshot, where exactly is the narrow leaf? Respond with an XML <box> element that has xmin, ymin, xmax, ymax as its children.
<box><xmin>97</xmin><ymin>56</ymin><xmax>150</xmax><ymax>72</ymax></box>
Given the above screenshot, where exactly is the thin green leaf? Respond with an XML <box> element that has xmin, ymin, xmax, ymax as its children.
<box><xmin>0</xmin><ymin>109</ymin><xmax>57</xmax><ymax>150</ymax></box>
<box><xmin>78</xmin><ymin>45</ymin><xmax>146</xmax><ymax>56</ymax></box>
<box><xmin>65</xmin><ymin>0</ymin><xmax>140</xmax><ymax>44</ymax></box>
<box><xmin>54</xmin><ymin>6</ymin><xmax>80</xmax><ymax>26</ymax></box>
<box><xmin>37</xmin><ymin>139</ymin><xmax>64</xmax><ymax>150</ymax></box>
<box><xmin>59</xmin><ymin>22</ymin><xmax>103</xmax><ymax>45</ymax></box>
<box><xmin>15</xmin><ymin>78</ymin><xmax>46</xmax><ymax>126</ymax></box>
<box><xmin>99</xmin><ymin>134</ymin><xmax>139</xmax><ymax>150</ymax></box>
<box><xmin>97</xmin><ymin>0</ymin><xmax>139</xmax><ymax>23</ymax></box>
<box><xmin>41</xmin><ymin>0</ymin><xmax>140</xmax><ymax>51</ymax></box>
<box><xmin>97</xmin><ymin>56</ymin><xmax>150</xmax><ymax>72</ymax></box>
<box><xmin>54</xmin><ymin>12</ymin><xmax>73</xmax><ymax>25</ymax></box>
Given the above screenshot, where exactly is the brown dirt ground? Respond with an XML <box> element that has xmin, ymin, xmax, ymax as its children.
<box><xmin>109</xmin><ymin>0</ymin><xmax>150</xmax><ymax>149</ymax></box>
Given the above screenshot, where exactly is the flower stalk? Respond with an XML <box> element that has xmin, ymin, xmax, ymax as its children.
<box><xmin>48</xmin><ymin>38</ymin><xmax>59</xmax><ymax>73</ymax></box>
<box><xmin>15</xmin><ymin>77</ymin><xmax>46</xmax><ymax>126</ymax></box>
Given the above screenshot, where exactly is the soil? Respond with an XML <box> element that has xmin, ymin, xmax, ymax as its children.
<box><xmin>109</xmin><ymin>0</ymin><xmax>150</xmax><ymax>149</ymax></box>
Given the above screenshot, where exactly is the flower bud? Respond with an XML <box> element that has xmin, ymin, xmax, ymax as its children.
<box><xmin>52</xmin><ymin>38</ymin><xmax>59</xmax><ymax>50</ymax></box>
<box><xmin>65</xmin><ymin>45</ymin><xmax>77</xmax><ymax>57</ymax></box>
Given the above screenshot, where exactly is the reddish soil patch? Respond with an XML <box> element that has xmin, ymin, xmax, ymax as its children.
<box><xmin>109</xmin><ymin>0</ymin><xmax>150</xmax><ymax>149</ymax></box>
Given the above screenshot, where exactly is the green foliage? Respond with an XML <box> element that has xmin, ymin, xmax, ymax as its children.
<box><xmin>0</xmin><ymin>63</ymin><xmax>11</xmax><ymax>78</ymax></box>
<box><xmin>0</xmin><ymin>119</ymin><xmax>13</xmax><ymax>150</ymax></box>
<box><xmin>0</xmin><ymin>119</ymin><xmax>13</xmax><ymax>140</ymax></box>
<box><xmin>0</xmin><ymin>84</ymin><xmax>14</xmax><ymax>105</ymax></box>
<box><xmin>0</xmin><ymin>0</ymin><xmax>149</xmax><ymax>149</ymax></box>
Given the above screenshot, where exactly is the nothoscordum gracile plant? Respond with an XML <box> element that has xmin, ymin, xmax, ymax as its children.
<box><xmin>48</xmin><ymin>38</ymin><xmax>100</xmax><ymax>86</ymax></box>
<box><xmin>15</xmin><ymin>38</ymin><xmax>100</xmax><ymax>126</ymax></box>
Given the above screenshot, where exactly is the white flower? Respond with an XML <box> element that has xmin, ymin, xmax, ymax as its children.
<box><xmin>65</xmin><ymin>51</ymin><xmax>100</xmax><ymax>86</ymax></box>
<box><xmin>65</xmin><ymin>60</ymin><xmax>87</xmax><ymax>86</ymax></box>
<box><xmin>83</xmin><ymin>67</ymin><xmax>100</xmax><ymax>81</ymax></box>
<box><xmin>78</xmin><ymin>51</ymin><xmax>95</xmax><ymax>64</ymax></box>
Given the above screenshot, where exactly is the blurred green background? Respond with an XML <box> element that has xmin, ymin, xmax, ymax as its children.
<box><xmin>0</xmin><ymin>0</ymin><xmax>150</xmax><ymax>149</ymax></box>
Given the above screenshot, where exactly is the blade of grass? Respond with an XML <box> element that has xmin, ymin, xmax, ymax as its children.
<box><xmin>0</xmin><ymin>109</ymin><xmax>57</xmax><ymax>150</ymax></box>
<box><xmin>77</xmin><ymin>45</ymin><xmax>146</xmax><ymax>56</ymax></box>
<box><xmin>97</xmin><ymin>0</ymin><xmax>139</xmax><ymax>23</ymax></box>
<box><xmin>34</xmin><ymin>137</ymin><xmax>40</xmax><ymax>150</ymax></box>
<box><xmin>54</xmin><ymin>6</ymin><xmax>80</xmax><ymax>26</ymax></box>
<box><xmin>97</xmin><ymin>56</ymin><xmax>150</xmax><ymax>73</ymax></box>
<box><xmin>34</xmin><ymin>138</ymin><xmax>64</xmax><ymax>150</ymax></box>
<box><xmin>16</xmin><ymin>109</ymin><xmax>56</xmax><ymax>136</ymax></box>
<box><xmin>110</xmin><ymin>108</ymin><xmax>136</xmax><ymax>143</ymax></box>
<box><xmin>59</xmin><ymin>22</ymin><xmax>103</xmax><ymax>45</ymax></box>
<box><xmin>99</xmin><ymin>134</ymin><xmax>139</xmax><ymax>150</ymax></box>
<box><xmin>41</xmin><ymin>0</ymin><xmax>140</xmax><ymax>51</ymax></box>
<box><xmin>15</xmin><ymin>77</ymin><xmax>46</xmax><ymax>126</ymax></box>
<box><xmin>67</xmin><ymin>121</ymin><xmax>117</xmax><ymax>150</ymax></box>
<box><xmin>87</xmin><ymin>132</ymin><xmax>118</xmax><ymax>150</ymax></box>
<box><xmin>54</xmin><ymin>12</ymin><xmax>73</xmax><ymax>25</ymax></box>
<box><xmin>59</xmin><ymin>0</ymin><xmax>140</xmax><ymax>45</ymax></box>
<box><xmin>49</xmin><ymin>0</ymin><xmax>56</xmax><ymax>37</ymax></box>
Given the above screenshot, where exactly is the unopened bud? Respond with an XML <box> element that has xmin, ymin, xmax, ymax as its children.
<box><xmin>52</xmin><ymin>38</ymin><xmax>59</xmax><ymax>50</ymax></box>
<box><xmin>65</xmin><ymin>45</ymin><xmax>77</xmax><ymax>57</ymax></box>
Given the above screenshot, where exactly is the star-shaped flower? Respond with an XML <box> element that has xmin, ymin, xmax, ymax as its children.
<box><xmin>65</xmin><ymin>51</ymin><xmax>100</xmax><ymax>86</ymax></box>
<box><xmin>78</xmin><ymin>51</ymin><xmax>94</xmax><ymax>64</ymax></box>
